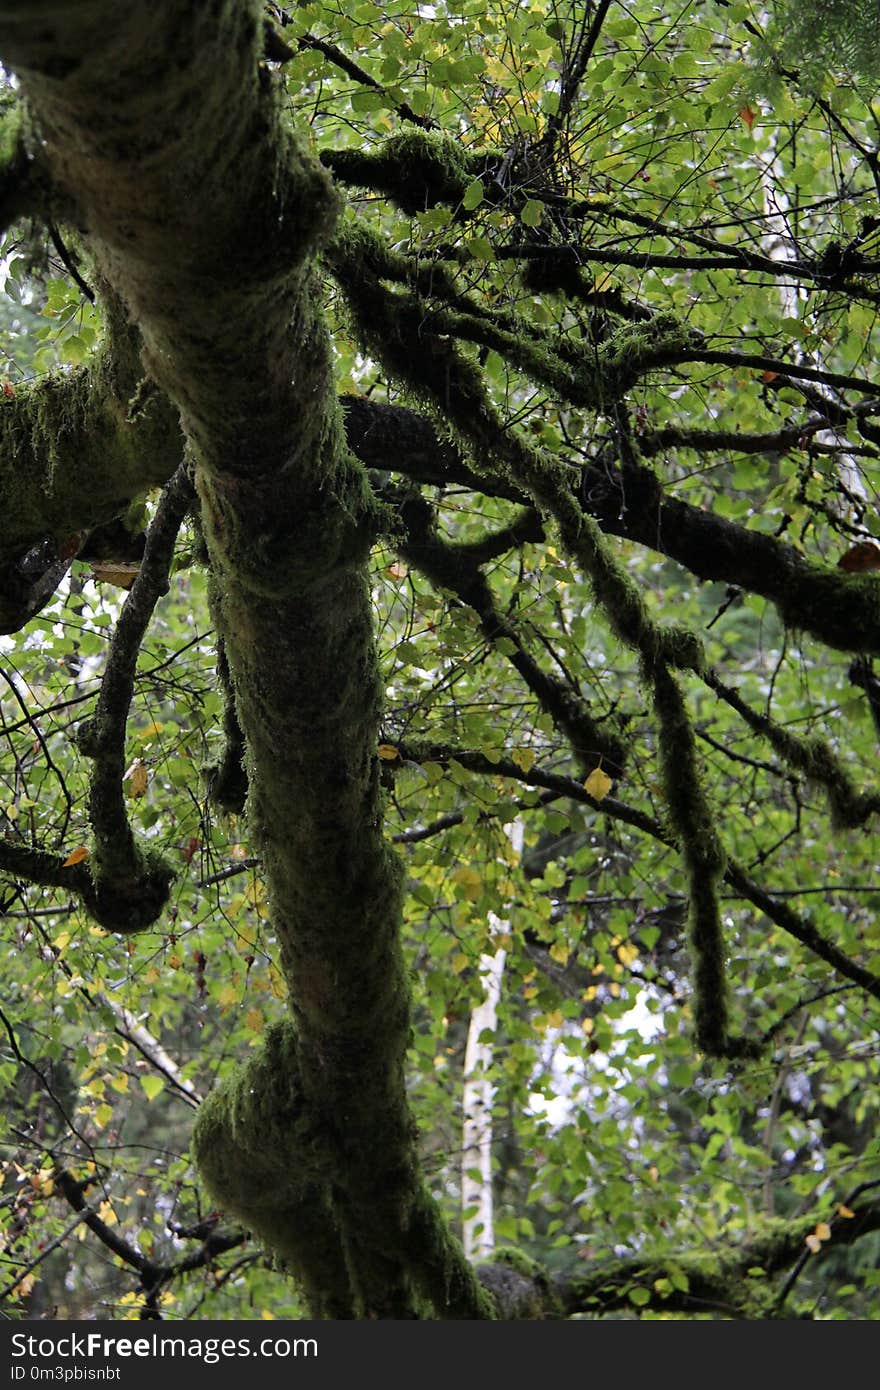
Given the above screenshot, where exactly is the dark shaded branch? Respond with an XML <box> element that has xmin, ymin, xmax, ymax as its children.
<box><xmin>390</xmin><ymin>789</ymin><xmax>562</xmax><ymax>844</ymax></box>
<box><xmin>75</xmin><ymin>464</ymin><xmax>193</xmax><ymax>933</ymax></box>
<box><xmin>541</xmin><ymin>0</ymin><xmax>614</xmax><ymax>160</ymax></box>
<box><xmin>299</xmin><ymin>34</ymin><xmax>436</xmax><ymax>130</ymax></box>
<box><xmin>0</xmin><ymin>837</ymin><xmax>103</xmax><ymax>918</ymax></box>
<box><xmin>704</xmin><ymin>669</ymin><xmax>880</xmax><ymax>829</ymax></box>
<box><xmin>575</xmin><ymin>454</ymin><xmax>880</xmax><ymax>659</ymax></box>
<box><xmin>203</xmin><ymin>635</ymin><xmax>248</xmax><ymax>815</ymax></box>
<box><xmin>53</xmin><ymin>1167</ymin><xmax>247</xmax><ymax>1313</ymax></box>
<box><xmin>393</xmin><ymin>739</ymin><xmax>671</xmax><ymax>843</ymax></box>
<box><xmin>725</xmin><ymin>860</ymin><xmax>880</xmax><ymax>1001</ymax></box>
<box><xmin>342</xmin><ymin>394</ymin><xmax>522</xmax><ymax>500</ymax></box>
<box><xmin>395</xmin><ymin>489</ymin><xmax>626</xmax><ymax>776</ymax></box>
<box><xmin>640</xmin><ymin>401</ymin><xmax>880</xmax><ymax>459</ymax></box>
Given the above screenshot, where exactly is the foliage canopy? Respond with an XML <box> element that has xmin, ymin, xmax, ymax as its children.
<box><xmin>0</xmin><ymin>0</ymin><xmax>878</xmax><ymax>1321</ymax></box>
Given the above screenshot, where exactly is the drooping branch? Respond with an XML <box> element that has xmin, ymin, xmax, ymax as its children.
<box><xmin>331</xmin><ymin>244</ymin><xmax>752</xmax><ymax>1053</ymax></box>
<box><xmin>395</xmin><ymin>488</ymin><xmax>627</xmax><ymax>777</ymax></box>
<box><xmin>704</xmin><ymin>669</ymin><xmax>880</xmax><ymax>830</ymax></box>
<box><xmin>73</xmin><ymin>464</ymin><xmax>191</xmax><ymax>933</ymax></box>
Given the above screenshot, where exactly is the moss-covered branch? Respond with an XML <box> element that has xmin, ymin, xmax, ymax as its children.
<box><xmin>705</xmin><ymin>670</ymin><xmax>880</xmax><ymax>830</ymax></box>
<box><xmin>476</xmin><ymin>1189</ymin><xmax>880</xmax><ymax>1318</ymax></box>
<box><xmin>348</xmin><ymin>396</ymin><xmax>880</xmax><ymax>659</ymax></box>
<box><xmin>0</xmin><ymin>838</ymin><xmax>101</xmax><ymax>917</ymax></box>
<box><xmin>0</xmin><ymin>0</ymin><xmax>486</xmax><ymax>1317</ymax></box>
<box><xmin>0</xmin><ymin>291</ymin><xmax>183</xmax><ymax>634</ymax></box>
<box><xmin>395</xmin><ymin>489</ymin><xmax>627</xmax><ymax>777</ymax></box>
<box><xmin>73</xmin><ymin>465</ymin><xmax>191</xmax><ymax>933</ymax></box>
<box><xmin>330</xmin><ymin>247</ymin><xmax>744</xmax><ymax>1053</ymax></box>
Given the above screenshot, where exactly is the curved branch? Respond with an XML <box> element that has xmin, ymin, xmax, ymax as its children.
<box><xmin>395</xmin><ymin>489</ymin><xmax>626</xmax><ymax>776</ymax></box>
<box><xmin>75</xmin><ymin>464</ymin><xmax>192</xmax><ymax>933</ymax></box>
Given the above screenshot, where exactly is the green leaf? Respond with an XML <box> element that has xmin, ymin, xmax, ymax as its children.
<box><xmin>462</xmin><ymin>179</ymin><xmax>484</xmax><ymax>210</ymax></box>
<box><xmin>140</xmin><ymin>1075</ymin><xmax>165</xmax><ymax>1102</ymax></box>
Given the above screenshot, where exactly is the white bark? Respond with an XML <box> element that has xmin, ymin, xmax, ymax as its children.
<box><xmin>461</xmin><ymin>818</ymin><xmax>523</xmax><ymax>1262</ymax></box>
<box><xmin>760</xmin><ymin>104</ymin><xmax>867</xmax><ymax>505</ymax></box>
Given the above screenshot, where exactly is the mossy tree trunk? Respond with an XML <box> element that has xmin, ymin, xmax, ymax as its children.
<box><xmin>0</xmin><ymin>0</ymin><xmax>489</xmax><ymax>1319</ymax></box>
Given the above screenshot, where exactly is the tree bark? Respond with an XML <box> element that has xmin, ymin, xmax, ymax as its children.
<box><xmin>0</xmin><ymin>0</ymin><xmax>488</xmax><ymax>1319</ymax></box>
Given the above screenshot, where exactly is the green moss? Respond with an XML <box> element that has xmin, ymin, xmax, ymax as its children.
<box><xmin>82</xmin><ymin>843</ymin><xmax>175</xmax><ymax>936</ymax></box>
<box><xmin>777</xmin><ymin>566</ymin><xmax>880</xmax><ymax>657</ymax></box>
<box><xmin>193</xmin><ymin>1021</ymin><xmax>327</xmax><ymax>1211</ymax></box>
<box><xmin>322</xmin><ymin>131</ymin><xmax>476</xmax><ymax>214</ymax></box>
<box><xmin>650</xmin><ymin>664</ymin><xmax>729</xmax><ymax>1056</ymax></box>
<box><xmin>708</xmin><ymin>671</ymin><xmax>880</xmax><ymax>829</ymax></box>
<box><xmin>0</xmin><ymin>311</ymin><xmax>181</xmax><ymax>560</ymax></box>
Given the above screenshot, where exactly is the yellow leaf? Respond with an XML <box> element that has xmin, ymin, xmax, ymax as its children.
<box><xmin>584</xmin><ymin>767</ymin><xmax>613</xmax><ymax>801</ymax></box>
<box><xmin>90</xmin><ymin>561</ymin><xmax>140</xmax><ymax>589</ymax></box>
<box><xmin>168</xmin><ymin>952</ymin><xmax>183</xmax><ymax>969</ymax></box>
<box><xmin>110</xmin><ymin>1074</ymin><xmax>129</xmax><ymax>1095</ymax></box>
<box><xmin>98</xmin><ymin>1201</ymin><xmax>118</xmax><ymax>1227</ymax></box>
<box><xmin>127</xmin><ymin>760</ymin><xmax>149</xmax><ymax>798</ymax></box>
<box><xmin>451</xmin><ymin>952</ymin><xmax>470</xmax><ymax>974</ymax></box>
<box><xmin>217</xmin><ymin>983</ymin><xmax>239</xmax><ymax>1007</ymax></box>
<box><xmin>137</xmin><ymin>721</ymin><xmax>164</xmax><ymax>740</ymax></box>
<box><xmin>549</xmin><ymin>942</ymin><xmax>570</xmax><ymax>966</ymax></box>
<box><xmin>837</xmin><ymin>1204</ymin><xmax>855</xmax><ymax>1219</ymax></box>
<box><xmin>245</xmin><ymin>1007</ymin><xmax>264</xmax><ymax>1034</ymax></box>
<box><xmin>805</xmin><ymin>1233</ymin><xmax>822</xmax><ymax>1254</ymax></box>
<box><xmin>452</xmin><ymin>865</ymin><xmax>483</xmax><ymax>901</ymax></box>
<box><xmin>512</xmin><ymin>747</ymin><xmax>536</xmax><ymax>774</ymax></box>
<box><xmin>617</xmin><ymin>942</ymin><xmax>639</xmax><ymax>966</ymax></box>
<box><xmin>814</xmin><ymin>1221</ymin><xmax>832</xmax><ymax>1242</ymax></box>
<box><xmin>581</xmin><ymin>1017</ymin><xmax>594</xmax><ymax>1036</ymax></box>
<box><xmin>53</xmin><ymin>930</ymin><xmax>71</xmax><ymax>952</ymax></box>
<box><xmin>378</xmin><ymin>743</ymin><xmax>400</xmax><ymax>760</ymax></box>
<box><xmin>545</xmin><ymin>1009</ymin><xmax>564</xmax><ymax>1029</ymax></box>
<box><xmin>35</xmin><ymin>1170</ymin><xmax>55</xmax><ymax>1197</ymax></box>
<box><xmin>94</xmin><ymin>1103</ymin><xmax>113</xmax><ymax>1129</ymax></box>
<box><xmin>62</xmin><ymin>846</ymin><xmax>89</xmax><ymax>867</ymax></box>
